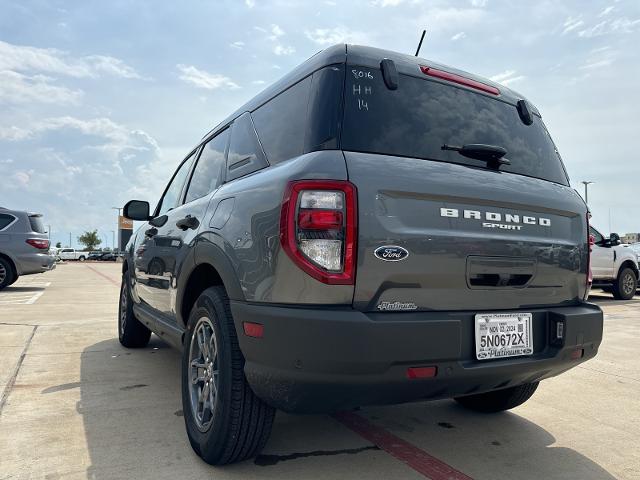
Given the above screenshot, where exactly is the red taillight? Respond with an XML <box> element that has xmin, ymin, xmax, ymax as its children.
<box><xmin>407</xmin><ymin>366</ymin><xmax>437</xmax><ymax>379</ymax></box>
<box><xmin>570</xmin><ymin>348</ymin><xmax>584</xmax><ymax>360</ymax></box>
<box><xmin>26</xmin><ymin>238</ymin><xmax>50</xmax><ymax>250</ymax></box>
<box><xmin>419</xmin><ymin>66</ymin><xmax>500</xmax><ymax>96</ymax></box>
<box><xmin>280</xmin><ymin>180</ymin><xmax>357</xmax><ymax>285</ymax></box>
<box><xmin>585</xmin><ymin>213</ymin><xmax>593</xmax><ymax>300</ymax></box>
<box><xmin>243</xmin><ymin>322</ymin><xmax>264</xmax><ymax>338</ymax></box>
<box><xmin>298</xmin><ymin>209</ymin><xmax>343</xmax><ymax>230</ymax></box>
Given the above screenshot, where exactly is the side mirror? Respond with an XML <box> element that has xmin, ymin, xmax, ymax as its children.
<box><xmin>123</xmin><ymin>200</ymin><xmax>150</xmax><ymax>221</ymax></box>
<box><xmin>609</xmin><ymin>233</ymin><xmax>621</xmax><ymax>246</ymax></box>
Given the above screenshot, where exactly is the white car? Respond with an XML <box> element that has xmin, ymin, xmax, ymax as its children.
<box><xmin>58</xmin><ymin>248</ymin><xmax>88</xmax><ymax>262</ymax></box>
<box><xmin>590</xmin><ymin>226</ymin><xmax>639</xmax><ymax>300</ymax></box>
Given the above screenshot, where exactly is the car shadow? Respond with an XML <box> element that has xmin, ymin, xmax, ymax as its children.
<box><xmin>589</xmin><ymin>292</ymin><xmax>639</xmax><ymax>306</ymax></box>
<box><xmin>78</xmin><ymin>338</ymin><xmax>617</xmax><ymax>479</ymax></box>
<box><xmin>1</xmin><ymin>286</ymin><xmax>47</xmax><ymax>292</ymax></box>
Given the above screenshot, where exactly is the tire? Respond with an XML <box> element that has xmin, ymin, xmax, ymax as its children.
<box><xmin>78</xmin><ymin>255</ymin><xmax>86</xmax><ymax>262</ymax></box>
<box><xmin>0</xmin><ymin>257</ymin><xmax>15</xmax><ymax>290</ymax></box>
<box><xmin>612</xmin><ymin>267</ymin><xmax>637</xmax><ymax>300</ymax></box>
<box><xmin>182</xmin><ymin>286</ymin><xmax>275</xmax><ymax>465</ymax></box>
<box><xmin>454</xmin><ymin>382</ymin><xmax>539</xmax><ymax>413</ymax></box>
<box><xmin>118</xmin><ymin>271</ymin><xmax>151</xmax><ymax>348</ymax></box>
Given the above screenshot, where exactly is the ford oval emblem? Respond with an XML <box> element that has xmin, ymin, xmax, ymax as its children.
<box><xmin>374</xmin><ymin>245</ymin><xmax>409</xmax><ymax>262</ymax></box>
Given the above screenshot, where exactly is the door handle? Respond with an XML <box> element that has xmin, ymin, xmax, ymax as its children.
<box><xmin>144</xmin><ymin>227</ymin><xmax>158</xmax><ymax>237</ymax></box>
<box><xmin>176</xmin><ymin>215</ymin><xmax>199</xmax><ymax>231</ymax></box>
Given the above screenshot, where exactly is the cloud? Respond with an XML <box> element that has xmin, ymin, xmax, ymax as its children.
<box><xmin>562</xmin><ymin>16</ymin><xmax>584</xmax><ymax>35</ymax></box>
<box><xmin>12</xmin><ymin>171</ymin><xmax>31</xmax><ymax>187</ymax></box>
<box><xmin>252</xmin><ymin>80</ymin><xmax>266</xmax><ymax>85</ymax></box>
<box><xmin>489</xmin><ymin>70</ymin><xmax>525</xmax><ymax>86</ymax></box>
<box><xmin>83</xmin><ymin>55</ymin><xmax>144</xmax><ymax>79</ymax></box>
<box><xmin>0</xmin><ymin>116</ymin><xmax>166</xmax><ymax>233</ymax></box>
<box><xmin>0</xmin><ymin>70</ymin><xmax>83</xmax><ymax>105</ymax></box>
<box><xmin>245</xmin><ymin>0</ymin><xmax>255</xmax><ymax>8</ymax></box>
<box><xmin>305</xmin><ymin>26</ymin><xmax>369</xmax><ymax>45</ymax></box>
<box><xmin>0</xmin><ymin>125</ymin><xmax>32</xmax><ymax>141</ymax></box>
<box><xmin>577</xmin><ymin>17</ymin><xmax>640</xmax><ymax>38</ymax></box>
<box><xmin>176</xmin><ymin>64</ymin><xmax>240</xmax><ymax>90</ymax></box>
<box><xmin>268</xmin><ymin>24</ymin><xmax>285</xmax><ymax>41</ymax></box>
<box><xmin>470</xmin><ymin>0</ymin><xmax>487</xmax><ymax>7</ymax></box>
<box><xmin>451</xmin><ymin>31</ymin><xmax>466</xmax><ymax>41</ymax></box>
<box><xmin>273</xmin><ymin>45</ymin><xmax>295</xmax><ymax>56</ymax></box>
<box><xmin>371</xmin><ymin>0</ymin><xmax>405</xmax><ymax>6</ymax></box>
<box><xmin>0</xmin><ymin>40</ymin><xmax>143</xmax><ymax>79</ymax></box>
<box><xmin>230</xmin><ymin>41</ymin><xmax>245</xmax><ymax>50</ymax></box>
<box><xmin>580</xmin><ymin>46</ymin><xmax>617</xmax><ymax>70</ymax></box>
<box><xmin>599</xmin><ymin>6</ymin><xmax>615</xmax><ymax>17</ymax></box>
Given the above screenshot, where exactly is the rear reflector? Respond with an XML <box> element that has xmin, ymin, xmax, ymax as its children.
<box><xmin>419</xmin><ymin>66</ymin><xmax>500</xmax><ymax>96</ymax></box>
<box><xmin>243</xmin><ymin>322</ymin><xmax>264</xmax><ymax>338</ymax></box>
<box><xmin>570</xmin><ymin>349</ymin><xmax>584</xmax><ymax>360</ymax></box>
<box><xmin>407</xmin><ymin>366</ymin><xmax>437</xmax><ymax>379</ymax></box>
<box><xmin>26</xmin><ymin>238</ymin><xmax>50</xmax><ymax>250</ymax></box>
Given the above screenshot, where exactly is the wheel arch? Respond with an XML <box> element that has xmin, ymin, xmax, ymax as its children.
<box><xmin>618</xmin><ymin>259</ymin><xmax>639</xmax><ymax>279</ymax></box>
<box><xmin>177</xmin><ymin>240</ymin><xmax>245</xmax><ymax>330</ymax></box>
<box><xmin>0</xmin><ymin>251</ymin><xmax>18</xmax><ymax>280</ymax></box>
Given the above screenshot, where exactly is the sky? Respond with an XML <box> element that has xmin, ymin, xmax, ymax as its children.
<box><xmin>1</xmin><ymin>0</ymin><xmax>639</xmax><ymax>249</ymax></box>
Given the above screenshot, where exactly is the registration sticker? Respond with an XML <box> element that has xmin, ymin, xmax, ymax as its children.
<box><xmin>475</xmin><ymin>313</ymin><xmax>533</xmax><ymax>360</ymax></box>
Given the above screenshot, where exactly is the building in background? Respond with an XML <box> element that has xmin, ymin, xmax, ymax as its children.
<box><xmin>621</xmin><ymin>233</ymin><xmax>640</xmax><ymax>244</ymax></box>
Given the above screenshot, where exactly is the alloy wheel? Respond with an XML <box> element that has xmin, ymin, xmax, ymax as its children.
<box><xmin>623</xmin><ymin>272</ymin><xmax>635</xmax><ymax>296</ymax></box>
<box><xmin>119</xmin><ymin>282</ymin><xmax>128</xmax><ymax>333</ymax></box>
<box><xmin>189</xmin><ymin>317</ymin><xmax>219</xmax><ymax>432</ymax></box>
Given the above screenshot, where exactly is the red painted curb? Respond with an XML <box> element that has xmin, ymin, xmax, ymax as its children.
<box><xmin>333</xmin><ymin>411</ymin><xmax>473</xmax><ymax>480</ymax></box>
<box><xmin>85</xmin><ymin>265</ymin><xmax>119</xmax><ymax>286</ymax></box>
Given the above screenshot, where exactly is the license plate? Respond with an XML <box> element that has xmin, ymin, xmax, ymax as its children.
<box><xmin>475</xmin><ymin>313</ymin><xmax>533</xmax><ymax>360</ymax></box>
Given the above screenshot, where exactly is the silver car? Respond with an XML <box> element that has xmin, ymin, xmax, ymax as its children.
<box><xmin>0</xmin><ymin>207</ymin><xmax>55</xmax><ymax>289</ymax></box>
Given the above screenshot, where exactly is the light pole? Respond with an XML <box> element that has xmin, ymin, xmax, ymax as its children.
<box><xmin>112</xmin><ymin>207</ymin><xmax>122</xmax><ymax>252</ymax></box>
<box><xmin>581</xmin><ymin>181</ymin><xmax>593</xmax><ymax>205</ymax></box>
<box><xmin>111</xmin><ymin>230</ymin><xmax>116</xmax><ymax>252</ymax></box>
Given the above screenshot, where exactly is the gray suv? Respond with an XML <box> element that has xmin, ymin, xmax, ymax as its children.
<box><xmin>119</xmin><ymin>45</ymin><xmax>604</xmax><ymax>465</ymax></box>
<box><xmin>0</xmin><ymin>207</ymin><xmax>55</xmax><ymax>289</ymax></box>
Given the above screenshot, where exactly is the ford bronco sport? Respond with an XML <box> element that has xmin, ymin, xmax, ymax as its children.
<box><xmin>119</xmin><ymin>44</ymin><xmax>604</xmax><ymax>465</ymax></box>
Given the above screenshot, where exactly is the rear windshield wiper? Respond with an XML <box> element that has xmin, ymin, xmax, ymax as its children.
<box><xmin>441</xmin><ymin>143</ymin><xmax>510</xmax><ymax>169</ymax></box>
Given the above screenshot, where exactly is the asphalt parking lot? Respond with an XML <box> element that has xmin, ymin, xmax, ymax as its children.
<box><xmin>0</xmin><ymin>263</ymin><xmax>638</xmax><ymax>480</ymax></box>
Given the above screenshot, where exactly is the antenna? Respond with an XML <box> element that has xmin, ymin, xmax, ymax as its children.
<box><xmin>415</xmin><ymin>29</ymin><xmax>426</xmax><ymax>57</ymax></box>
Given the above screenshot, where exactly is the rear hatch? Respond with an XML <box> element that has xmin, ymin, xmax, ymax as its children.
<box><xmin>341</xmin><ymin>60</ymin><xmax>588</xmax><ymax>312</ymax></box>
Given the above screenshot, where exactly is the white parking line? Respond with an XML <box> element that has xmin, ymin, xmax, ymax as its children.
<box><xmin>0</xmin><ymin>282</ymin><xmax>50</xmax><ymax>305</ymax></box>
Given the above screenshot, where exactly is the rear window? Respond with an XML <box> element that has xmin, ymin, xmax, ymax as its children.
<box><xmin>28</xmin><ymin>215</ymin><xmax>46</xmax><ymax>233</ymax></box>
<box><xmin>341</xmin><ymin>69</ymin><xmax>568</xmax><ymax>185</ymax></box>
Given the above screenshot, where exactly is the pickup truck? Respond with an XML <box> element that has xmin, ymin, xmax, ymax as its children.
<box><xmin>590</xmin><ymin>226</ymin><xmax>639</xmax><ymax>299</ymax></box>
<box><xmin>58</xmin><ymin>248</ymin><xmax>88</xmax><ymax>262</ymax></box>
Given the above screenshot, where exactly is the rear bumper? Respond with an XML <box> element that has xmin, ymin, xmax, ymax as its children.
<box><xmin>231</xmin><ymin>302</ymin><xmax>603</xmax><ymax>413</ymax></box>
<box><xmin>16</xmin><ymin>253</ymin><xmax>56</xmax><ymax>275</ymax></box>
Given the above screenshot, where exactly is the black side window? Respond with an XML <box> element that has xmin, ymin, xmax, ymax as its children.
<box><xmin>590</xmin><ymin>227</ymin><xmax>604</xmax><ymax>244</ymax></box>
<box><xmin>226</xmin><ymin>112</ymin><xmax>268</xmax><ymax>182</ymax></box>
<box><xmin>306</xmin><ymin>65</ymin><xmax>344</xmax><ymax>152</ymax></box>
<box><xmin>251</xmin><ymin>76</ymin><xmax>312</xmax><ymax>164</ymax></box>
<box><xmin>157</xmin><ymin>152</ymin><xmax>196</xmax><ymax>216</ymax></box>
<box><xmin>185</xmin><ymin>129</ymin><xmax>230</xmax><ymax>204</ymax></box>
<box><xmin>0</xmin><ymin>213</ymin><xmax>15</xmax><ymax>230</ymax></box>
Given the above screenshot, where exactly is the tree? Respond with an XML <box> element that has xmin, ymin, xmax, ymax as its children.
<box><xmin>78</xmin><ymin>230</ymin><xmax>102</xmax><ymax>251</ymax></box>
<box><xmin>55</xmin><ymin>241</ymin><xmax>62</xmax><ymax>248</ymax></box>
